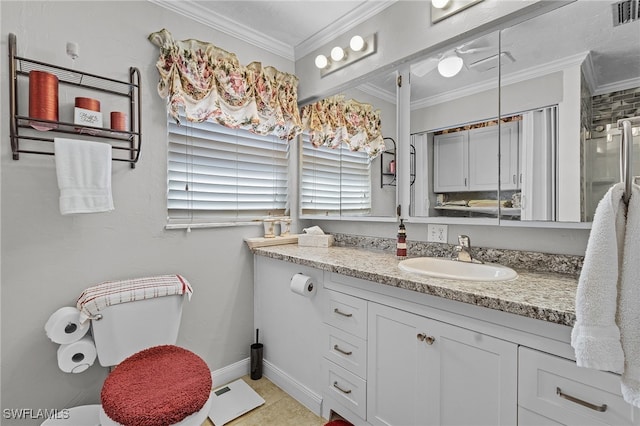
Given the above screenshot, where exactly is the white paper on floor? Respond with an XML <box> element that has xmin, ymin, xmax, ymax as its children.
<box><xmin>208</xmin><ymin>378</ymin><xmax>266</xmax><ymax>425</ymax></box>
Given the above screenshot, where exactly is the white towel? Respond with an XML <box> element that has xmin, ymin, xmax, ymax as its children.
<box><xmin>54</xmin><ymin>138</ymin><xmax>114</xmax><ymax>215</ymax></box>
<box><xmin>571</xmin><ymin>182</ymin><xmax>626</xmax><ymax>373</ymax></box>
<box><xmin>620</xmin><ymin>184</ymin><xmax>640</xmax><ymax>406</ymax></box>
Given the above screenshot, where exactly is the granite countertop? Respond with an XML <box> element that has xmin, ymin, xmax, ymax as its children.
<box><xmin>252</xmin><ymin>244</ymin><xmax>578</xmax><ymax>327</ymax></box>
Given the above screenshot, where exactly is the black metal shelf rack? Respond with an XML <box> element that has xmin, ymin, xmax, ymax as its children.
<box><xmin>8</xmin><ymin>33</ymin><xmax>142</xmax><ymax>168</ymax></box>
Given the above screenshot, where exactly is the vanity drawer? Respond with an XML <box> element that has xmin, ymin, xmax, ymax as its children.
<box><xmin>324</xmin><ymin>290</ymin><xmax>367</xmax><ymax>339</ymax></box>
<box><xmin>323</xmin><ymin>324</ymin><xmax>367</xmax><ymax>378</ymax></box>
<box><xmin>322</xmin><ymin>359</ymin><xmax>367</xmax><ymax>419</ymax></box>
<box><xmin>519</xmin><ymin>346</ymin><xmax>640</xmax><ymax>425</ymax></box>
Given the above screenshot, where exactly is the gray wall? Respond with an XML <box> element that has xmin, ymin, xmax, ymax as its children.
<box><xmin>0</xmin><ymin>1</ymin><xmax>292</xmax><ymax>421</ymax></box>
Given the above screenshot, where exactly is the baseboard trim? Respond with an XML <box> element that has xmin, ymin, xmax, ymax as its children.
<box><xmin>209</xmin><ymin>357</ymin><xmax>323</xmax><ymax>417</ymax></box>
<box><xmin>210</xmin><ymin>357</ymin><xmax>250</xmax><ymax>387</ymax></box>
<box><xmin>263</xmin><ymin>359</ymin><xmax>323</xmax><ymax>416</ymax></box>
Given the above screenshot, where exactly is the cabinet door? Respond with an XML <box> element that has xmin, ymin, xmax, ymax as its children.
<box><xmin>433</xmin><ymin>318</ymin><xmax>518</xmax><ymax>426</ymax></box>
<box><xmin>468</xmin><ymin>126</ymin><xmax>500</xmax><ymax>191</ymax></box>
<box><xmin>468</xmin><ymin>122</ymin><xmax>520</xmax><ymax>191</ymax></box>
<box><xmin>367</xmin><ymin>302</ymin><xmax>518</xmax><ymax>426</ymax></box>
<box><xmin>367</xmin><ymin>302</ymin><xmax>432</xmax><ymax>426</ymax></box>
<box><xmin>434</xmin><ymin>132</ymin><xmax>469</xmax><ymax>192</ymax></box>
<box><xmin>499</xmin><ymin>121</ymin><xmax>520</xmax><ymax>190</ymax></box>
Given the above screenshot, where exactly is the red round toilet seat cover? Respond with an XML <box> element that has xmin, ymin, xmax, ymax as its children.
<box><xmin>101</xmin><ymin>345</ymin><xmax>212</xmax><ymax>426</ymax></box>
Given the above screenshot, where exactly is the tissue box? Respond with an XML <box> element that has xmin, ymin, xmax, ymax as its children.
<box><xmin>298</xmin><ymin>234</ymin><xmax>334</xmax><ymax>247</ymax></box>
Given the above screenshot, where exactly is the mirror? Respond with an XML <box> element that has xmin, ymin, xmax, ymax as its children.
<box><xmin>405</xmin><ymin>1</ymin><xmax>639</xmax><ymax>224</ymax></box>
<box><xmin>408</xmin><ymin>31</ymin><xmax>502</xmax><ymax>222</ymax></box>
<box><xmin>300</xmin><ymin>73</ymin><xmax>398</xmax><ymax>219</ymax></box>
<box><xmin>499</xmin><ymin>0</ymin><xmax>640</xmax><ymax>223</ymax></box>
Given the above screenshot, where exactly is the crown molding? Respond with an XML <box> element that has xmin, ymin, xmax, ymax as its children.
<box><xmin>294</xmin><ymin>1</ymin><xmax>397</xmax><ymax>60</ymax></box>
<box><xmin>593</xmin><ymin>77</ymin><xmax>640</xmax><ymax>96</ymax></box>
<box><xmin>149</xmin><ymin>0</ymin><xmax>396</xmax><ymax>62</ymax></box>
<box><xmin>148</xmin><ymin>0</ymin><xmax>294</xmax><ymax>60</ymax></box>
<box><xmin>357</xmin><ymin>82</ymin><xmax>397</xmax><ymax>105</ymax></box>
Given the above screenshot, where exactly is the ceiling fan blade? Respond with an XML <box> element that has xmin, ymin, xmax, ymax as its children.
<box><xmin>456</xmin><ymin>45</ymin><xmax>494</xmax><ymax>55</ymax></box>
<box><xmin>410</xmin><ymin>57</ymin><xmax>439</xmax><ymax>77</ymax></box>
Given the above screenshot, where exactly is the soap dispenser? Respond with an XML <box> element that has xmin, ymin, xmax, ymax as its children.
<box><xmin>397</xmin><ymin>219</ymin><xmax>407</xmax><ymax>259</ymax></box>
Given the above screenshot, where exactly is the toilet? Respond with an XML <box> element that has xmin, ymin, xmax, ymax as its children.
<box><xmin>43</xmin><ymin>275</ymin><xmax>213</xmax><ymax>426</ymax></box>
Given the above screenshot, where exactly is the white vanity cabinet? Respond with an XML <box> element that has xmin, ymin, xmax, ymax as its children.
<box><xmin>254</xmin><ymin>253</ymin><xmax>640</xmax><ymax>426</ymax></box>
<box><xmin>433</xmin><ymin>121</ymin><xmax>520</xmax><ymax>193</ymax></box>
<box><xmin>252</xmin><ymin>256</ymin><xmax>326</xmax><ymax>414</ymax></box>
<box><xmin>367</xmin><ymin>301</ymin><xmax>518</xmax><ymax>426</ymax></box>
<box><xmin>518</xmin><ymin>347</ymin><xmax>640</xmax><ymax>426</ymax></box>
<box><xmin>321</xmin><ymin>290</ymin><xmax>369</xmax><ymax>423</ymax></box>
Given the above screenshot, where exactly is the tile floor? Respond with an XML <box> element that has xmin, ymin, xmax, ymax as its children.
<box><xmin>203</xmin><ymin>375</ymin><xmax>326</xmax><ymax>426</ymax></box>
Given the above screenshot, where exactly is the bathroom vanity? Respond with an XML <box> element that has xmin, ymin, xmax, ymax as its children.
<box><xmin>252</xmin><ymin>244</ymin><xmax>640</xmax><ymax>426</ymax></box>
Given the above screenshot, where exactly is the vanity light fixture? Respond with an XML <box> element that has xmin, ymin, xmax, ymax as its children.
<box><xmin>437</xmin><ymin>52</ymin><xmax>464</xmax><ymax>77</ymax></box>
<box><xmin>315</xmin><ymin>33</ymin><xmax>377</xmax><ymax>77</ymax></box>
<box><xmin>349</xmin><ymin>35</ymin><xmax>365</xmax><ymax>51</ymax></box>
<box><xmin>431</xmin><ymin>0</ymin><xmax>451</xmax><ymax>9</ymax></box>
<box><xmin>314</xmin><ymin>54</ymin><xmax>329</xmax><ymax>69</ymax></box>
<box><xmin>432</xmin><ymin>0</ymin><xmax>483</xmax><ymax>24</ymax></box>
<box><xmin>331</xmin><ymin>46</ymin><xmax>345</xmax><ymax>62</ymax></box>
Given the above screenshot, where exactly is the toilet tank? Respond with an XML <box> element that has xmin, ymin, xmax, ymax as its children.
<box><xmin>91</xmin><ymin>294</ymin><xmax>185</xmax><ymax>366</ymax></box>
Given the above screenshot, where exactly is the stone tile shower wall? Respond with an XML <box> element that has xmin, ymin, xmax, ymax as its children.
<box><xmin>592</xmin><ymin>87</ymin><xmax>640</xmax><ymax>130</ymax></box>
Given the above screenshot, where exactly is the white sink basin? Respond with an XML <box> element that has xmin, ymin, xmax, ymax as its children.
<box><xmin>398</xmin><ymin>257</ymin><xmax>518</xmax><ymax>282</ymax></box>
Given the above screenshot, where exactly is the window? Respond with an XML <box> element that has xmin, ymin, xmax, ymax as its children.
<box><xmin>301</xmin><ymin>134</ymin><xmax>372</xmax><ymax>216</ymax></box>
<box><xmin>167</xmin><ymin>117</ymin><xmax>289</xmax><ymax>223</ymax></box>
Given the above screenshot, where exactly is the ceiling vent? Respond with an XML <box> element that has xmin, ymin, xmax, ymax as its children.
<box><xmin>612</xmin><ymin>0</ymin><xmax>639</xmax><ymax>26</ymax></box>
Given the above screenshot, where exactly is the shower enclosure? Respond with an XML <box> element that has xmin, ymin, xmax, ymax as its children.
<box><xmin>584</xmin><ymin>115</ymin><xmax>639</xmax><ymax>221</ymax></box>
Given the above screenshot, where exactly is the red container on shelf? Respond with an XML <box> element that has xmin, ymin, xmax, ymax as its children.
<box><xmin>110</xmin><ymin>111</ymin><xmax>127</xmax><ymax>131</ymax></box>
<box><xmin>75</xmin><ymin>97</ymin><xmax>101</xmax><ymax>112</ymax></box>
<box><xmin>29</xmin><ymin>70</ymin><xmax>59</xmax><ymax>131</ymax></box>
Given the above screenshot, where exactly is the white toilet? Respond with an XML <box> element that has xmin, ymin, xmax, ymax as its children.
<box><xmin>43</xmin><ymin>276</ymin><xmax>213</xmax><ymax>426</ymax></box>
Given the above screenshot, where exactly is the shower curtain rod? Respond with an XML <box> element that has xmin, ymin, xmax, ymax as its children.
<box><xmin>617</xmin><ymin>116</ymin><xmax>640</xmax><ymax>205</ymax></box>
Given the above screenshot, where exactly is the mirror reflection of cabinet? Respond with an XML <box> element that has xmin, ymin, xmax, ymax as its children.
<box><xmin>406</xmin><ymin>1</ymin><xmax>638</xmax><ymax>225</ymax></box>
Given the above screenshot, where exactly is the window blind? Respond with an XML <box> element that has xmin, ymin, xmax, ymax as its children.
<box><xmin>301</xmin><ymin>134</ymin><xmax>371</xmax><ymax>216</ymax></box>
<box><xmin>167</xmin><ymin>118</ymin><xmax>289</xmax><ymax>222</ymax></box>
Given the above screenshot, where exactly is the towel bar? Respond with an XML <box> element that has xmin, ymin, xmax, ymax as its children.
<box><xmin>617</xmin><ymin>116</ymin><xmax>639</xmax><ymax>205</ymax></box>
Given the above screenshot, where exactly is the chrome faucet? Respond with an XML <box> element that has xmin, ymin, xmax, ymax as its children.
<box><xmin>453</xmin><ymin>235</ymin><xmax>483</xmax><ymax>264</ymax></box>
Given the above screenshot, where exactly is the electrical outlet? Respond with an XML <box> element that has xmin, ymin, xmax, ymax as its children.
<box><xmin>427</xmin><ymin>224</ymin><xmax>448</xmax><ymax>243</ymax></box>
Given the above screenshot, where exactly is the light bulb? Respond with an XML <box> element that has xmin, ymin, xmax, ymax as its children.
<box><xmin>315</xmin><ymin>54</ymin><xmax>328</xmax><ymax>69</ymax></box>
<box><xmin>350</xmin><ymin>35</ymin><xmax>365</xmax><ymax>52</ymax></box>
<box><xmin>432</xmin><ymin>0</ymin><xmax>451</xmax><ymax>9</ymax></box>
<box><xmin>437</xmin><ymin>53</ymin><xmax>463</xmax><ymax>78</ymax></box>
<box><xmin>331</xmin><ymin>46</ymin><xmax>345</xmax><ymax>62</ymax></box>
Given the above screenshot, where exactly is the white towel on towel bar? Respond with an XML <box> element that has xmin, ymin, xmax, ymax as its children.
<box><xmin>54</xmin><ymin>138</ymin><xmax>114</xmax><ymax>215</ymax></box>
<box><xmin>571</xmin><ymin>182</ymin><xmax>626</xmax><ymax>373</ymax></box>
<box><xmin>620</xmin><ymin>184</ymin><xmax>640</xmax><ymax>406</ymax></box>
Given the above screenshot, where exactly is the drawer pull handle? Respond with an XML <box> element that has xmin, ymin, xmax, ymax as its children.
<box><xmin>334</xmin><ymin>345</ymin><xmax>353</xmax><ymax>356</ymax></box>
<box><xmin>334</xmin><ymin>308</ymin><xmax>353</xmax><ymax>317</ymax></box>
<box><xmin>333</xmin><ymin>381</ymin><xmax>352</xmax><ymax>394</ymax></box>
<box><xmin>417</xmin><ymin>333</ymin><xmax>436</xmax><ymax>345</ymax></box>
<box><xmin>556</xmin><ymin>387</ymin><xmax>607</xmax><ymax>412</ymax></box>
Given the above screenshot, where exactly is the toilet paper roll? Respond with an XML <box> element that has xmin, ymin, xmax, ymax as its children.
<box><xmin>57</xmin><ymin>336</ymin><xmax>97</xmax><ymax>374</ymax></box>
<box><xmin>290</xmin><ymin>273</ymin><xmax>316</xmax><ymax>297</ymax></box>
<box><xmin>45</xmin><ymin>307</ymin><xmax>90</xmax><ymax>344</ymax></box>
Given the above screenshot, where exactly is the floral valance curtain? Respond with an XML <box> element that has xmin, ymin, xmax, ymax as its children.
<box><xmin>148</xmin><ymin>29</ymin><xmax>302</xmax><ymax>141</ymax></box>
<box><xmin>301</xmin><ymin>95</ymin><xmax>385</xmax><ymax>159</ymax></box>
